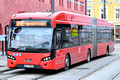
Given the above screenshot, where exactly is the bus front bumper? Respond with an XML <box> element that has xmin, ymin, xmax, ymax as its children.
<box><xmin>7</xmin><ymin>58</ymin><xmax>57</xmax><ymax>70</ymax></box>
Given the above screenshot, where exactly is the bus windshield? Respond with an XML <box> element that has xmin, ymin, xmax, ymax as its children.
<box><xmin>8</xmin><ymin>27</ymin><xmax>53</xmax><ymax>53</ymax></box>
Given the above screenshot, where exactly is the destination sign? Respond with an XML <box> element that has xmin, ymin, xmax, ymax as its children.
<box><xmin>16</xmin><ymin>21</ymin><xmax>47</xmax><ymax>27</ymax></box>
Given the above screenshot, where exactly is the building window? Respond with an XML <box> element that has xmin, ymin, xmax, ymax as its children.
<box><xmin>100</xmin><ymin>9</ymin><xmax>104</xmax><ymax>19</ymax></box>
<box><xmin>87</xmin><ymin>0</ymin><xmax>92</xmax><ymax>3</ymax></box>
<box><xmin>100</xmin><ymin>0</ymin><xmax>104</xmax><ymax>2</ymax></box>
<box><xmin>80</xmin><ymin>2</ymin><xmax>84</xmax><ymax>12</ymax></box>
<box><xmin>100</xmin><ymin>0</ymin><xmax>107</xmax><ymax>2</ymax></box>
<box><xmin>115</xmin><ymin>25</ymin><xmax>120</xmax><ymax>39</ymax></box>
<box><xmin>87</xmin><ymin>6</ymin><xmax>92</xmax><ymax>17</ymax></box>
<box><xmin>59</xmin><ymin>0</ymin><xmax>63</xmax><ymax>7</ymax></box>
<box><xmin>116</xmin><ymin>0</ymin><xmax>120</xmax><ymax>2</ymax></box>
<box><xmin>87</xmin><ymin>10</ymin><xmax>91</xmax><ymax>16</ymax></box>
<box><xmin>99</xmin><ymin>7</ymin><xmax>108</xmax><ymax>19</ymax></box>
<box><xmin>39</xmin><ymin>0</ymin><xmax>44</xmax><ymax>2</ymax></box>
<box><xmin>67</xmin><ymin>0</ymin><xmax>71</xmax><ymax>9</ymax></box>
<box><xmin>116</xmin><ymin>9</ymin><xmax>120</xmax><ymax>19</ymax></box>
<box><xmin>74</xmin><ymin>0</ymin><xmax>78</xmax><ymax>10</ymax></box>
<box><xmin>59</xmin><ymin>0</ymin><xmax>61</xmax><ymax>6</ymax></box>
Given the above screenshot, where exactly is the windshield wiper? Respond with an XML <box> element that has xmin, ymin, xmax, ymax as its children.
<box><xmin>12</xmin><ymin>46</ymin><xmax>26</xmax><ymax>52</ymax></box>
<box><xmin>8</xmin><ymin>47</ymin><xmax>51</xmax><ymax>53</ymax></box>
<box><xmin>38</xmin><ymin>48</ymin><xmax>51</xmax><ymax>51</ymax></box>
<box><xmin>26</xmin><ymin>48</ymin><xmax>51</xmax><ymax>52</ymax></box>
<box><xmin>8</xmin><ymin>48</ymin><xmax>16</xmax><ymax>51</ymax></box>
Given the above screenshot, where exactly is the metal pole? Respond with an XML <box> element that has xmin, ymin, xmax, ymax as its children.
<box><xmin>51</xmin><ymin>0</ymin><xmax>55</xmax><ymax>12</ymax></box>
<box><xmin>85</xmin><ymin>0</ymin><xmax>87</xmax><ymax>15</ymax></box>
<box><xmin>104</xmin><ymin>0</ymin><xmax>106</xmax><ymax>19</ymax></box>
<box><xmin>94</xmin><ymin>0</ymin><xmax>95</xmax><ymax>17</ymax></box>
<box><xmin>5</xmin><ymin>25</ymin><xmax>8</xmax><ymax>55</ymax></box>
<box><xmin>2</xmin><ymin>41</ymin><xmax>4</xmax><ymax>55</ymax></box>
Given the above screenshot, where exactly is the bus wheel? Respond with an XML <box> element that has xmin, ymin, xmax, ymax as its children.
<box><xmin>64</xmin><ymin>55</ymin><xmax>70</xmax><ymax>71</ymax></box>
<box><xmin>106</xmin><ymin>47</ymin><xmax>109</xmax><ymax>56</ymax></box>
<box><xmin>87</xmin><ymin>50</ymin><xmax>91</xmax><ymax>63</ymax></box>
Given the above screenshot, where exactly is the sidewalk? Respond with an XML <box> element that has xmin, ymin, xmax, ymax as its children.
<box><xmin>115</xmin><ymin>39</ymin><xmax>120</xmax><ymax>43</ymax></box>
<box><xmin>0</xmin><ymin>55</ymin><xmax>7</xmax><ymax>66</ymax></box>
<box><xmin>0</xmin><ymin>52</ymin><xmax>6</xmax><ymax>56</ymax></box>
<box><xmin>0</xmin><ymin>55</ymin><xmax>9</xmax><ymax>71</ymax></box>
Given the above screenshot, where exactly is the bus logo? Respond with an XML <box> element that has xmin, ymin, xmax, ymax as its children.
<box><xmin>25</xmin><ymin>59</ymin><xmax>32</xmax><ymax>62</ymax></box>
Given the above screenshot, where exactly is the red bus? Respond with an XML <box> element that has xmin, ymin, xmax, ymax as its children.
<box><xmin>7</xmin><ymin>11</ymin><xmax>114</xmax><ymax>70</ymax></box>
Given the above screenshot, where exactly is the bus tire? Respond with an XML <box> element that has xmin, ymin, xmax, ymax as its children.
<box><xmin>87</xmin><ymin>50</ymin><xmax>91</xmax><ymax>63</ymax></box>
<box><xmin>106</xmin><ymin>47</ymin><xmax>109</xmax><ymax>56</ymax></box>
<box><xmin>64</xmin><ymin>54</ymin><xmax>70</xmax><ymax>71</ymax></box>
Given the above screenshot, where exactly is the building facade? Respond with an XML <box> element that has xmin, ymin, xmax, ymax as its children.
<box><xmin>87</xmin><ymin>0</ymin><xmax>120</xmax><ymax>39</ymax></box>
<box><xmin>0</xmin><ymin>0</ymin><xmax>85</xmax><ymax>55</ymax></box>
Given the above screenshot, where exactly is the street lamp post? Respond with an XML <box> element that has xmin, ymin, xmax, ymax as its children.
<box><xmin>104</xmin><ymin>0</ymin><xmax>106</xmax><ymax>19</ymax></box>
<box><xmin>51</xmin><ymin>0</ymin><xmax>55</xmax><ymax>12</ymax></box>
<box><xmin>85</xmin><ymin>0</ymin><xmax>87</xmax><ymax>15</ymax></box>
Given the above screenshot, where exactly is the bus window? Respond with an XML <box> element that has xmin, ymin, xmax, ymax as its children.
<box><xmin>79</xmin><ymin>25</ymin><xmax>92</xmax><ymax>45</ymax></box>
<box><xmin>56</xmin><ymin>31</ymin><xmax>62</xmax><ymax>49</ymax></box>
<box><xmin>70</xmin><ymin>25</ymin><xmax>79</xmax><ymax>46</ymax></box>
<box><xmin>56</xmin><ymin>24</ymin><xmax>79</xmax><ymax>48</ymax></box>
<box><xmin>62</xmin><ymin>27</ymin><xmax>73</xmax><ymax>48</ymax></box>
<box><xmin>97</xmin><ymin>27</ymin><xmax>103</xmax><ymax>43</ymax></box>
<box><xmin>62</xmin><ymin>24</ymin><xmax>79</xmax><ymax>48</ymax></box>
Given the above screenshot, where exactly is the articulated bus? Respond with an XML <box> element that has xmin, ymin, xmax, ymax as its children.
<box><xmin>7</xmin><ymin>11</ymin><xmax>114</xmax><ymax>70</ymax></box>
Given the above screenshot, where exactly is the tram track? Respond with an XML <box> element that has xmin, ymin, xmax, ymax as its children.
<box><xmin>80</xmin><ymin>59</ymin><xmax>120</xmax><ymax>80</ymax></box>
<box><xmin>0</xmin><ymin>69</ymin><xmax>49</xmax><ymax>80</ymax></box>
<box><xmin>111</xmin><ymin>73</ymin><xmax>120</xmax><ymax>80</ymax></box>
<box><xmin>0</xmin><ymin>69</ymin><xmax>25</xmax><ymax>80</ymax></box>
<box><xmin>2</xmin><ymin>74</ymin><xmax>47</xmax><ymax>80</ymax></box>
<box><xmin>79</xmin><ymin>49</ymin><xmax>120</xmax><ymax>80</ymax></box>
<box><xmin>87</xmin><ymin>48</ymin><xmax>120</xmax><ymax>68</ymax></box>
<box><xmin>31</xmin><ymin>75</ymin><xmax>47</xmax><ymax>80</ymax></box>
<box><xmin>0</xmin><ymin>68</ymin><xmax>15</xmax><ymax>74</ymax></box>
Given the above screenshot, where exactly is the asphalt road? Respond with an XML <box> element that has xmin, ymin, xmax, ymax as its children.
<box><xmin>0</xmin><ymin>43</ymin><xmax>120</xmax><ymax>80</ymax></box>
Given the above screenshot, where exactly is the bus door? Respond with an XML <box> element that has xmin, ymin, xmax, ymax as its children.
<box><xmin>55</xmin><ymin>30</ymin><xmax>64</xmax><ymax>68</ymax></box>
<box><xmin>56</xmin><ymin>30</ymin><xmax>62</xmax><ymax>49</ymax></box>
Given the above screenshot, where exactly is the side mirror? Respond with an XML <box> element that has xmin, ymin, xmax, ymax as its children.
<box><xmin>5</xmin><ymin>25</ymin><xmax>8</xmax><ymax>28</ymax></box>
<box><xmin>5</xmin><ymin>25</ymin><xmax>9</xmax><ymax>35</ymax></box>
<box><xmin>5</xmin><ymin>25</ymin><xmax>9</xmax><ymax>55</ymax></box>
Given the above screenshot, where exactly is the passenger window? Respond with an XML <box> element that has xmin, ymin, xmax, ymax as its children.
<box><xmin>79</xmin><ymin>25</ymin><xmax>92</xmax><ymax>45</ymax></box>
<box><xmin>56</xmin><ymin>31</ymin><xmax>62</xmax><ymax>49</ymax></box>
<box><xmin>62</xmin><ymin>27</ymin><xmax>73</xmax><ymax>48</ymax></box>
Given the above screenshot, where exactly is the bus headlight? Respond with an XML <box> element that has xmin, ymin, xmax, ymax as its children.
<box><xmin>7</xmin><ymin>54</ymin><xmax>16</xmax><ymax>60</ymax></box>
<box><xmin>42</xmin><ymin>57</ymin><xmax>51</xmax><ymax>61</ymax></box>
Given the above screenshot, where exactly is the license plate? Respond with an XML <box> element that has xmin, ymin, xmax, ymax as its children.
<box><xmin>24</xmin><ymin>65</ymin><xmax>34</xmax><ymax>68</ymax></box>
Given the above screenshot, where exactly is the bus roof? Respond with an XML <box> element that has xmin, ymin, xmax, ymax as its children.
<box><xmin>10</xmin><ymin>11</ymin><xmax>114</xmax><ymax>28</ymax></box>
<box><xmin>11</xmin><ymin>12</ymin><xmax>53</xmax><ymax>19</ymax></box>
<box><xmin>52</xmin><ymin>11</ymin><xmax>93</xmax><ymax>26</ymax></box>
